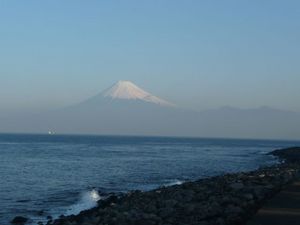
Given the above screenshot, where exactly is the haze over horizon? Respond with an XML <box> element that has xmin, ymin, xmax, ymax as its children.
<box><xmin>0</xmin><ymin>0</ymin><xmax>299</xmax><ymax>114</ymax></box>
<box><xmin>0</xmin><ymin>80</ymin><xmax>299</xmax><ymax>140</ymax></box>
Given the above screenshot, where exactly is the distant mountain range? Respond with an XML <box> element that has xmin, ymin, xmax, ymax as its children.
<box><xmin>1</xmin><ymin>81</ymin><xmax>300</xmax><ymax>140</ymax></box>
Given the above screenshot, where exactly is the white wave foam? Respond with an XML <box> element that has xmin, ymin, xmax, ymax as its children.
<box><xmin>164</xmin><ymin>179</ymin><xmax>183</xmax><ymax>186</ymax></box>
<box><xmin>64</xmin><ymin>189</ymin><xmax>101</xmax><ymax>216</ymax></box>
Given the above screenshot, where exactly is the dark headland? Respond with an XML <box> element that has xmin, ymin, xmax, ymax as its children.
<box><xmin>15</xmin><ymin>147</ymin><xmax>300</xmax><ymax>225</ymax></box>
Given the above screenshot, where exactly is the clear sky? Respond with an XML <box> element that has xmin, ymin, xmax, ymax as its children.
<box><xmin>0</xmin><ymin>0</ymin><xmax>299</xmax><ymax>113</ymax></box>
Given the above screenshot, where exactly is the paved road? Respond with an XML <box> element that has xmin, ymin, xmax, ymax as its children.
<box><xmin>247</xmin><ymin>180</ymin><xmax>300</xmax><ymax>225</ymax></box>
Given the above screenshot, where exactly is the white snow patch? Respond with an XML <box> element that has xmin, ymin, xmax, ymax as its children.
<box><xmin>103</xmin><ymin>81</ymin><xmax>175</xmax><ymax>107</ymax></box>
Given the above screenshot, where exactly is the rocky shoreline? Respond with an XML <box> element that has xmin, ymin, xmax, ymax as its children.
<box><xmin>14</xmin><ymin>147</ymin><xmax>300</xmax><ymax>225</ymax></box>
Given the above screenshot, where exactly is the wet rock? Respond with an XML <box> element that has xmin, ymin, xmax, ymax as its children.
<box><xmin>229</xmin><ymin>182</ymin><xmax>244</xmax><ymax>191</ymax></box>
<box><xmin>144</xmin><ymin>202</ymin><xmax>157</xmax><ymax>213</ymax></box>
<box><xmin>38</xmin><ymin>210</ymin><xmax>44</xmax><ymax>216</ymax></box>
<box><xmin>253</xmin><ymin>187</ymin><xmax>266</xmax><ymax>200</ymax></box>
<box><xmin>164</xmin><ymin>199</ymin><xmax>177</xmax><ymax>208</ymax></box>
<box><xmin>243</xmin><ymin>193</ymin><xmax>254</xmax><ymax>201</ymax></box>
<box><xmin>158</xmin><ymin>207</ymin><xmax>174</xmax><ymax>218</ymax></box>
<box><xmin>10</xmin><ymin>216</ymin><xmax>28</xmax><ymax>224</ymax></box>
<box><xmin>47</xmin><ymin>215</ymin><xmax>53</xmax><ymax>220</ymax></box>
<box><xmin>196</xmin><ymin>222</ymin><xmax>209</xmax><ymax>225</ymax></box>
<box><xmin>225</xmin><ymin>205</ymin><xmax>243</xmax><ymax>215</ymax></box>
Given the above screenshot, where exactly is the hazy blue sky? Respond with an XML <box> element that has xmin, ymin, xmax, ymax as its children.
<box><xmin>0</xmin><ymin>0</ymin><xmax>299</xmax><ymax>112</ymax></box>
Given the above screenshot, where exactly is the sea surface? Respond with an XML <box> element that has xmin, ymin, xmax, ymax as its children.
<box><xmin>0</xmin><ymin>134</ymin><xmax>299</xmax><ymax>225</ymax></box>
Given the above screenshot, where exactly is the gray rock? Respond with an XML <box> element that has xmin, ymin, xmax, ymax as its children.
<box><xmin>229</xmin><ymin>182</ymin><xmax>244</xmax><ymax>191</ymax></box>
<box><xmin>159</xmin><ymin>207</ymin><xmax>174</xmax><ymax>218</ymax></box>
<box><xmin>164</xmin><ymin>199</ymin><xmax>177</xmax><ymax>208</ymax></box>
<box><xmin>225</xmin><ymin>205</ymin><xmax>243</xmax><ymax>215</ymax></box>
<box><xmin>215</xmin><ymin>217</ymin><xmax>225</xmax><ymax>225</ymax></box>
<box><xmin>243</xmin><ymin>193</ymin><xmax>254</xmax><ymax>201</ymax></box>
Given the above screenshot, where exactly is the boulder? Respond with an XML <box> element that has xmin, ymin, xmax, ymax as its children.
<box><xmin>11</xmin><ymin>216</ymin><xmax>28</xmax><ymax>224</ymax></box>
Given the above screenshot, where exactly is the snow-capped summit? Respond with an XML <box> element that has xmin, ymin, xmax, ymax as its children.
<box><xmin>102</xmin><ymin>81</ymin><xmax>175</xmax><ymax>107</ymax></box>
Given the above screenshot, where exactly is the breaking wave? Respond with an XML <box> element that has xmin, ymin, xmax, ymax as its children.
<box><xmin>164</xmin><ymin>179</ymin><xmax>183</xmax><ymax>186</ymax></box>
<box><xmin>64</xmin><ymin>189</ymin><xmax>101</xmax><ymax>216</ymax></box>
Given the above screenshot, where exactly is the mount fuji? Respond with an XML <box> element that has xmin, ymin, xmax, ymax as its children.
<box><xmin>103</xmin><ymin>80</ymin><xmax>175</xmax><ymax>107</ymax></box>
<box><xmin>25</xmin><ymin>81</ymin><xmax>183</xmax><ymax>135</ymax></box>
<box><xmin>78</xmin><ymin>80</ymin><xmax>176</xmax><ymax>107</ymax></box>
<box><xmin>1</xmin><ymin>81</ymin><xmax>300</xmax><ymax>140</ymax></box>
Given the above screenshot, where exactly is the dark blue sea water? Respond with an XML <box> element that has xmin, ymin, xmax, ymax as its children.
<box><xmin>0</xmin><ymin>134</ymin><xmax>299</xmax><ymax>225</ymax></box>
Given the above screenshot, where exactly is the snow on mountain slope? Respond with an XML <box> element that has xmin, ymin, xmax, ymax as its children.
<box><xmin>102</xmin><ymin>81</ymin><xmax>175</xmax><ymax>107</ymax></box>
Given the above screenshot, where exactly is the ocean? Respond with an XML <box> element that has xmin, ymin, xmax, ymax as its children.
<box><xmin>0</xmin><ymin>134</ymin><xmax>299</xmax><ymax>225</ymax></box>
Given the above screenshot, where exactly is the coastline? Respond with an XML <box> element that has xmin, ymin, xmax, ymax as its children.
<box><xmin>20</xmin><ymin>147</ymin><xmax>300</xmax><ymax>225</ymax></box>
